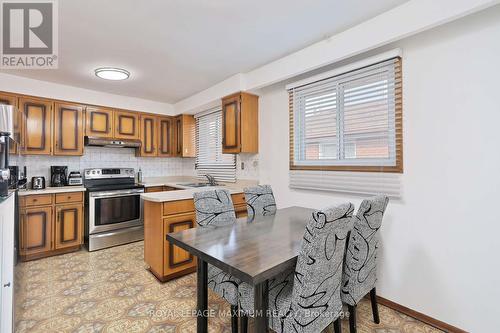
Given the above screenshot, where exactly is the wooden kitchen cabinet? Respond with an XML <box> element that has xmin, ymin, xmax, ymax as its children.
<box><xmin>138</xmin><ymin>114</ymin><xmax>157</xmax><ymax>157</ymax></box>
<box><xmin>114</xmin><ymin>109</ymin><xmax>140</xmax><ymax>140</ymax></box>
<box><xmin>222</xmin><ymin>92</ymin><xmax>259</xmax><ymax>154</ymax></box>
<box><xmin>157</xmin><ymin>116</ymin><xmax>174</xmax><ymax>157</ymax></box>
<box><xmin>20</xmin><ymin>97</ymin><xmax>53</xmax><ymax>155</ymax></box>
<box><xmin>85</xmin><ymin>106</ymin><xmax>114</xmax><ymax>138</ymax></box>
<box><xmin>19</xmin><ymin>192</ymin><xmax>85</xmax><ymax>261</ymax></box>
<box><xmin>172</xmin><ymin>114</ymin><xmax>195</xmax><ymax>157</ymax></box>
<box><xmin>0</xmin><ymin>92</ymin><xmax>20</xmax><ymax>154</ymax></box>
<box><xmin>53</xmin><ymin>102</ymin><xmax>84</xmax><ymax>156</ymax></box>
<box><xmin>20</xmin><ymin>206</ymin><xmax>53</xmax><ymax>257</ymax></box>
<box><xmin>163</xmin><ymin>213</ymin><xmax>197</xmax><ymax>277</ymax></box>
<box><xmin>143</xmin><ymin>193</ymin><xmax>247</xmax><ymax>282</ymax></box>
<box><xmin>54</xmin><ymin>204</ymin><xmax>83</xmax><ymax>250</ymax></box>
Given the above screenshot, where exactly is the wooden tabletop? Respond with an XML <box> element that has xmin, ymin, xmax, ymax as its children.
<box><xmin>167</xmin><ymin>206</ymin><xmax>314</xmax><ymax>284</ymax></box>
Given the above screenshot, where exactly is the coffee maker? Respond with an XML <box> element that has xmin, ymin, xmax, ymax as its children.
<box><xmin>51</xmin><ymin>166</ymin><xmax>68</xmax><ymax>187</ymax></box>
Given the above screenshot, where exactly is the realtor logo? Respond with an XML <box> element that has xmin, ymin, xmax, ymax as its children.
<box><xmin>1</xmin><ymin>0</ymin><xmax>58</xmax><ymax>68</ymax></box>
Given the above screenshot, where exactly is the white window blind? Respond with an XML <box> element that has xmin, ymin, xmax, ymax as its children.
<box><xmin>195</xmin><ymin>109</ymin><xmax>236</xmax><ymax>182</ymax></box>
<box><xmin>290</xmin><ymin>57</ymin><xmax>401</xmax><ymax>170</ymax></box>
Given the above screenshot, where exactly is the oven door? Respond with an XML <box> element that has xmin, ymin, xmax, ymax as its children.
<box><xmin>88</xmin><ymin>188</ymin><xmax>144</xmax><ymax>234</ymax></box>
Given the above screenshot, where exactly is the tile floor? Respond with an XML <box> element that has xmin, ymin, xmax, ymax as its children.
<box><xmin>14</xmin><ymin>241</ymin><xmax>444</xmax><ymax>333</ymax></box>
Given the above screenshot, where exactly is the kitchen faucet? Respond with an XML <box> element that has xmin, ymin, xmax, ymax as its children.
<box><xmin>204</xmin><ymin>174</ymin><xmax>217</xmax><ymax>186</ymax></box>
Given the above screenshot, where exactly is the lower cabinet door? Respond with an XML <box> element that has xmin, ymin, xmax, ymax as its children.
<box><xmin>163</xmin><ymin>213</ymin><xmax>197</xmax><ymax>277</ymax></box>
<box><xmin>54</xmin><ymin>204</ymin><xmax>83</xmax><ymax>249</ymax></box>
<box><xmin>20</xmin><ymin>206</ymin><xmax>53</xmax><ymax>256</ymax></box>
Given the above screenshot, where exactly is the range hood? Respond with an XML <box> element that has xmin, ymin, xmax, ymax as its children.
<box><xmin>84</xmin><ymin>136</ymin><xmax>141</xmax><ymax>148</ymax></box>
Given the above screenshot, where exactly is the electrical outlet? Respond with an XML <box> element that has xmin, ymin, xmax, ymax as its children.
<box><xmin>241</xmin><ymin>162</ymin><xmax>245</xmax><ymax>170</ymax></box>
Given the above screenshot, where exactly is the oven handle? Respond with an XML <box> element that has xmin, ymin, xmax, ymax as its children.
<box><xmin>90</xmin><ymin>189</ymin><xmax>144</xmax><ymax>198</ymax></box>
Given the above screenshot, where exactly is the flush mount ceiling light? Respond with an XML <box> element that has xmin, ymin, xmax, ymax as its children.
<box><xmin>94</xmin><ymin>67</ymin><xmax>130</xmax><ymax>80</ymax></box>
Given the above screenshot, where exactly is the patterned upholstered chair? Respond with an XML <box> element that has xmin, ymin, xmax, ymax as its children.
<box><xmin>243</xmin><ymin>185</ymin><xmax>277</xmax><ymax>220</ymax></box>
<box><xmin>341</xmin><ymin>195</ymin><xmax>389</xmax><ymax>333</ymax></box>
<box><xmin>238</xmin><ymin>203</ymin><xmax>354</xmax><ymax>333</ymax></box>
<box><xmin>193</xmin><ymin>189</ymin><xmax>241</xmax><ymax>332</ymax></box>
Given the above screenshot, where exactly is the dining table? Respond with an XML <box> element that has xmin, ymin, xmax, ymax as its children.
<box><xmin>167</xmin><ymin>206</ymin><xmax>315</xmax><ymax>333</ymax></box>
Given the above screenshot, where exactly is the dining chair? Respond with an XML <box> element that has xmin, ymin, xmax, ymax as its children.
<box><xmin>238</xmin><ymin>203</ymin><xmax>354</xmax><ymax>333</ymax></box>
<box><xmin>341</xmin><ymin>195</ymin><xmax>389</xmax><ymax>333</ymax></box>
<box><xmin>243</xmin><ymin>184</ymin><xmax>277</xmax><ymax>220</ymax></box>
<box><xmin>193</xmin><ymin>189</ymin><xmax>242</xmax><ymax>333</ymax></box>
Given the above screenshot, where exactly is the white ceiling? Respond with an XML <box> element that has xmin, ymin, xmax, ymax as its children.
<box><xmin>1</xmin><ymin>0</ymin><xmax>409</xmax><ymax>104</ymax></box>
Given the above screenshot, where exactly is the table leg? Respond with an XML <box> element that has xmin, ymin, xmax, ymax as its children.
<box><xmin>197</xmin><ymin>259</ymin><xmax>208</xmax><ymax>333</ymax></box>
<box><xmin>254</xmin><ymin>280</ymin><xmax>269</xmax><ymax>332</ymax></box>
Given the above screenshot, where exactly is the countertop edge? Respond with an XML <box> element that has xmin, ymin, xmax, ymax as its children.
<box><xmin>17</xmin><ymin>187</ymin><xmax>87</xmax><ymax>196</ymax></box>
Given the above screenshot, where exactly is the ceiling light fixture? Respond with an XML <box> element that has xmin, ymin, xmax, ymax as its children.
<box><xmin>94</xmin><ymin>67</ymin><xmax>130</xmax><ymax>81</ymax></box>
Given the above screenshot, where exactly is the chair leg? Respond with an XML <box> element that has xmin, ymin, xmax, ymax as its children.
<box><xmin>370</xmin><ymin>288</ymin><xmax>380</xmax><ymax>324</ymax></box>
<box><xmin>348</xmin><ymin>305</ymin><xmax>357</xmax><ymax>333</ymax></box>
<box><xmin>240</xmin><ymin>313</ymin><xmax>248</xmax><ymax>333</ymax></box>
<box><xmin>231</xmin><ymin>305</ymin><xmax>238</xmax><ymax>333</ymax></box>
<box><xmin>333</xmin><ymin>317</ymin><xmax>341</xmax><ymax>333</ymax></box>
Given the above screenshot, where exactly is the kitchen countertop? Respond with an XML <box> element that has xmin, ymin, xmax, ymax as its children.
<box><xmin>140</xmin><ymin>176</ymin><xmax>258</xmax><ymax>202</ymax></box>
<box><xmin>17</xmin><ymin>186</ymin><xmax>86</xmax><ymax>196</ymax></box>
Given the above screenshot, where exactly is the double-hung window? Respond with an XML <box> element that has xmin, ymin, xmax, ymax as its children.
<box><xmin>195</xmin><ymin>108</ymin><xmax>236</xmax><ymax>182</ymax></box>
<box><xmin>289</xmin><ymin>57</ymin><xmax>402</xmax><ymax>173</ymax></box>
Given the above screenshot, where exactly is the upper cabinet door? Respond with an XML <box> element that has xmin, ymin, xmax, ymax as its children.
<box><xmin>139</xmin><ymin>114</ymin><xmax>157</xmax><ymax>157</ymax></box>
<box><xmin>114</xmin><ymin>110</ymin><xmax>140</xmax><ymax>140</ymax></box>
<box><xmin>20</xmin><ymin>97</ymin><xmax>53</xmax><ymax>155</ymax></box>
<box><xmin>222</xmin><ymin>92</ymin><xmax>258</xmax><ymax>154</ymax></box>
<box><xmin>85</xmin><ymin>107</ymin><xmax>113</xmax><ymax>138</ymax></box>
<box><xmin>172</xmin><ymin>115</ymin><xmax>195</xmax><ymax>157</ymax></box>
<box><xmin>0</xmin><ymin>92</ymin><xmax>20</xmax><ymax>154</ymax></box>
<box><xmin>53</xmin><ymin>102</ymin><xmax>84</xmax><ymax>156</ymax></box>
<box><xmin>222</xmin><ymin>94</ymin><xmax>241</xmax><ymax>153</ymax></box>
<box><xmin>157</xmin><ymin>117</ymin><xmax>173</xmax><ymax>157</ymax></box>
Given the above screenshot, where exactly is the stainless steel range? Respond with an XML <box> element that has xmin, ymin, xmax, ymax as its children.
<box><xmin>84</xmin><ymin>168</ymin><xmax>144</xmax><ymax>251</ymax></box>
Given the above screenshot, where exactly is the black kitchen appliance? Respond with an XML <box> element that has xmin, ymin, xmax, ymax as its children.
<box><xmin>31</xmin><ymin>176</ymin><xmax>46</xmax><ymax>190</ymax></box>
<box><xmin>51</xmin><ymin>166</ymin><xmax>68</xmax><ymax>187</ymax></box>
<box><xmin>67</xmin><ymin>171</ymin><xmax>83</xmax><ymax>186</ymax></box>
<box><xmin>83</xmin><ymin>168</ymin><xmax>144</xmax><ymax>251</ymax></box>
<box><xmin>0</xmin><ymin>105</ymin><xmax>22</xmax><ymax>196</ymax></box>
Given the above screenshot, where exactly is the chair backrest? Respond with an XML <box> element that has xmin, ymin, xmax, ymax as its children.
<box><xmin>283</xmin><ymin>203</ymin><xmax>354</xmax><ymax>333</ymax></box>
<box><xmin>341</xmin><ymin>195</ymin><xmax>389</xmax><ymax>305</ymax></box>
<box><xmin>243</xmin><ymin>185</ymin><xmax>277</xmax><ymax>220</ymax></box>
<box><xmin>193</xmin><ymin>189</ymin><xmax>236</xmax><ymax>227</ymax></box>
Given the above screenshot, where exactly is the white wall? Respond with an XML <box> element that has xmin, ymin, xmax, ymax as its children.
<box><xmin>258</xmin><ymin>7</ymin><xmax>500</xmax><ymax>332</ymax></box>
<box><xmin>0</xmin><ymin>73</ymin><xmax>174</xmax><ymax>115</ymax></box>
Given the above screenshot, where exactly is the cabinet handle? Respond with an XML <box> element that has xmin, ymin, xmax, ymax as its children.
<box><xmin>3</xmin><ymin>282</ymin><xmax>11</xmax><ymax>287</ymax></box>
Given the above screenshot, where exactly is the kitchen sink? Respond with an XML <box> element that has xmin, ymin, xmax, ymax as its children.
<box><xmin>177</xmin><ymin>183</ymin><xmax>225</xmax><ymax>188</ymax></box>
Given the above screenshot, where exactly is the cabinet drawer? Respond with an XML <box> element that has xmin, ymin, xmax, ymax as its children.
<box><xmin>24</xmin><ymin>194</ymin><xmax>53</xmax><ymax>207</ymax></box>
<box><xmin>231</xmin><ymin>193</ymin><xmax>246</xmax><ymax>205</ymax></box>
<box><xmin>55</xmin><ymin>192</ymin><xmax>83</xmax><ymax>204</ymax></box>
<box><xmin>234</xmin><ymin>204</ymin><xmax>248</xmax><ymax>218</ymax></box>
<box><xmin>163</xmin><ymin>199</ymin><xmax>195</xmax><ymax>216</ymax></box>
<box><xmin>145</xmin><ymin>186</ymin><xmax>164</xmax><ymax>193</ymax></box>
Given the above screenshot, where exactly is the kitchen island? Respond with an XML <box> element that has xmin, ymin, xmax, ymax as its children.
<box><xmin>141</xmin><ymin>178</ymin><xmax>257</xmax><ymax>282</ymax></box>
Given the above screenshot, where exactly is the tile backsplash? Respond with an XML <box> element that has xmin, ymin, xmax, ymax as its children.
<box><xmin>11</xmin><ymin>147</ymin><xmax>190</xmax><ymax>181</ymax></box>
<box><xmin>10</xmin><ymin>148</ymin><xmax>259</xmax><ymax>182</ymax></box>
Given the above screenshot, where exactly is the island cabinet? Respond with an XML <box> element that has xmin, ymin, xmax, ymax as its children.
<box><xmin>19</xmin><ymin>191</ymin><xmax>84</xmax><ymax>261</ymax></box>
<box><xmin>144</xmin><ymin>193</ymin><xmax>247</xmax><ymax>282</ymax></box>
<box><xmin>221</xmin><ymin>92</ymin><xmax>259</xmax><ymax>154</ymax></box>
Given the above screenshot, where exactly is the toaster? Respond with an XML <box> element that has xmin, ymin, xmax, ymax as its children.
<box><xmin>67</xmin><ymin>171</ymin><xmax>83</xmax><ymax>186</ymax></box>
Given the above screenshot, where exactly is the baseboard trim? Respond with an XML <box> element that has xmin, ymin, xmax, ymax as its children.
<box><xmin>376</xmin><ymin>295</ymin><xmax>469</xmax><ymax>333</ymax></box>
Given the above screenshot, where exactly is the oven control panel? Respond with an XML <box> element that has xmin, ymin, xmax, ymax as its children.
<box><xmin>84</xmin><ymin>168</ymin><xmax>135</xmax><ymax>179</ymax></box>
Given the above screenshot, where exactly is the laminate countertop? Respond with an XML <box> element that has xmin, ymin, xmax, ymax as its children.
<box><xmin>140</xmin><ymin>176</ymin><xmax>258</xmax><ymax>202</ymax></box>
<box><xmin>17</xmin><ymin>186</ymin><xmax>86</xmax><ymax>196</ymax></box>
